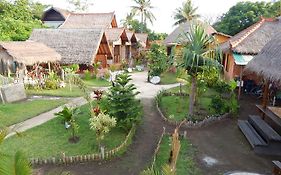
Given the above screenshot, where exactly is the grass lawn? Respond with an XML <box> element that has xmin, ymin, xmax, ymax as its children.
<box><xmin>154</xmin><ymin>135</ymin><xmax>201</xmax><ymax>175</ymax></box>
<box><xmin>0</xmin><ymin>104</ymin><xmax>127</xmax><ymax>159</ymax></box>
<box><xmin>159</xmin><ymin>86</ymin><xmax>219</xmax><ymax>122</ymax></box>
<box><xmin>0</xmin><ymin>99</ymin><xmax>66</xmax><ymax>127</ymax></box>
<box><xmin>83</xmin><ymin>78</ymin><xmax>111</xmax><ymax>87</ymax></box>
<box><xmin>160</xmin><ymin>72</ymin><xmax>178</xmax><ymax>85</ymax></box>
<box><xmin>26</xmin><ymin>85</ymin><xmax>84</xmax><ymax>97</ymax></box>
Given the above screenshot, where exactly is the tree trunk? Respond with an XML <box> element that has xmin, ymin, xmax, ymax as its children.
<box><xmin>189</xmin><ymin>75</ymin><xmax>197</xmax><ymax>117</ymax></box>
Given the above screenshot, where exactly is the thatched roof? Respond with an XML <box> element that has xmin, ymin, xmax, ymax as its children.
<box><xmin>29</xmin><ymin>28</ymin><xmax>112</xmax><ymax>65</ymax></box>
<box><xmin>135</xmin><ymin>33</ymin><xmax>149</xmax><ymax>48</ymax></box>
<box><xmin>246</xmin><ymin>32</ymin><xmax>281</xmax><ymax>84</ymax></box>
<box><xmin>164</xmin><ymin>21</ymin><xmax>216</xmax><ymax>46</ymax></box>
<box><xmin>105</xmin><ymin>28</ymin><xmax>128</xmax><ymax>43</ymax></box>
<box><xmin>60</xmin><ymin>12</ymin><xmax>117</xmax><ymax>29</ymax></box>
<box><xmin>0</xmin><ymin>41</ymin><xmax>61</xmax><ymax>65</ymax></box>
<box><xmin>42</xmin><ymin>6</ymin><xmax>72</xmax><ymax>20</ymax></box>
<box><xmin>221</xmin><ymin>17</ymin><xmax>281</xmax><ymax>55</ymax></box>
<box><xmin>125</xmin><ymin>30</ymin><xmax>137</xmax><ymax>43</ymax></box>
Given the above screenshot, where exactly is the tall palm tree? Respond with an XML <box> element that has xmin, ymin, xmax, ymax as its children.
<box><xmin>131</xmin><ymin>0</ymin><xmax>156</xmax><ymax>25</ymax></box>
<box><xmin>174</xmin><ymin>0</ymin><xmax>200</xmax><ymax>25</ymax></box>
<box><xmin>178</xmin><ymin>24</ymin><xmax>220</xmax><ymax>116</ymax></box>
<box><xmin>121</xmin><ymin>12</ymin><xmax>135</xmax><ymax>28</ymax></box>
<box><xmin>0</xmin><ymin>128</ymin><xmax>32</xmax><ymax>175</ymax></box>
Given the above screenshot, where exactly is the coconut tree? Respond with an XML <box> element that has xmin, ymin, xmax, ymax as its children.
<box><xmin>121</xmin><ymin>12</ymin><xmax>135</xmax><ymax>28</ymax></box>
<box><xmin>0</xmin><ymin>128</ymin><xmax>32</xmax><ymax>175</ymax></box>
<box><xmin>174</xmin><ymin>0</ymin><xmax>200</xmax><ymax>25</ymax></box>
<box><xmin>178</xmin><ymin>23</ymin><xmax>220</xmax><ymax>117</ymax></box>
<box><xmin>131</xmin><ymin>0</ymin><xmax>156</xmax><ymax>26</ymax></box>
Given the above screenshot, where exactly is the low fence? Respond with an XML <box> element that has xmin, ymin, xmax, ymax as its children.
<box><xmin>30</xmin><ymin>126</ymin><xmax>136</xmax><ymax>165</ymax></box>
<box><xmin>151</xmin><ymin>127</ymin><xmax>166</xmax><ymax>167</ymax></box>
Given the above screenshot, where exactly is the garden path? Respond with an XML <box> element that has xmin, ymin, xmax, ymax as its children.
<box><xmin>35</xmin><ymin>72</ymin><xmax>180</xmax><ymax>175</ymax></box>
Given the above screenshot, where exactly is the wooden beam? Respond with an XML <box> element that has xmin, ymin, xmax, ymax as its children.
<box><xmin>262</xmin><ymin>80</ymin><xmax>269</xmax><ymax>109</ymax></box>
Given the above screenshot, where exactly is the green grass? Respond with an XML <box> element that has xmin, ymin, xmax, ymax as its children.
<box><xmin>154</xmin><ymin>135</ymin><xmax>201</xmax><ymax>175</ymax></box>
<box><xmin>0</xmin><ymin>99</ymin><xmax>66</xmax><ymax>126</ymax></box>
<box><xmin>160</xmin><ymin>72</ymin><xmax>178</xmax><ymax>85</ymax></box>
<box><xmin>26</xmin><ymin>85</ymin><xmax>84</xmax><ymax>97</ymax></box>
<box><xmin>83</xmin><ymin>78</ymin><xmax>111</xmax><ymax>87</ymax></box>
<box><xmin>0</xmin><ymin>104</ymin><xmax>127</xmax><ymax>159</ymax></box>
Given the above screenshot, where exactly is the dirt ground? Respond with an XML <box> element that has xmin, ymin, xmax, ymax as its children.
<box><xmin>185</xmin><ymin>94</ymin><xmax>281</xmax><ymax>175</ymax></box>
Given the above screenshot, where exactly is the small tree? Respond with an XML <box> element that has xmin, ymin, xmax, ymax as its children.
<box><xmin>89</xmin><ymin>112</ymin><xmax>116</xmax><ymax>148</ymax></box>
<box><xmin>105</xmin><ymin>73</ymin><xmax>142</xmax><ymax>131</ymax></box>
<box><xmin>178</xmin><ymin>23</ymin><xmax>221</xmax><ymax>117</ymax></box>
<box><xmin>55</xmin><ymin>106</ymin><xmax>80</xmax><ymax>143</ymax></box>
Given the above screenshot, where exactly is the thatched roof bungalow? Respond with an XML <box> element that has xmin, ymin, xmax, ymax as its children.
<box><xmin>60</xmin><ymin>12</ymin><xmax>118</xmax><ymax>29</ymax></box>
<box><xmin>42</xmin><ymin>6</ymin><xmax>72</xmax><ymax>28</ymax></box>
<box><xmin>246</xmin><ymin>32</ymin><xmax>281</xmax><ymax>85</ymax></box>
<box><xmin>220</xmin><ymin>17</ymin><xmax>281</xmax><ymax>81</ymax></box>
<box><xmin>125</xmin><ymin>30</ymin><xmax>139</xmax><ymax>59</ymax></box>
<box><xmin>29</xmin><ymin>28</ymin><xmax>113</xmax><ymax>68</ymax></box>
<box><xmin>0</xmin><ymin>41</ymin><xmax>61</xmax><ymax>75</ymax></box>
<box><xmin>105</xmin><ymin>28</ymin><xmax>129</xmax><ymax>63</ymax></box>
<box><xmin>135</xmin><ymin>33</ymin><xmax>149</xmax><ymax>49</ymax></box>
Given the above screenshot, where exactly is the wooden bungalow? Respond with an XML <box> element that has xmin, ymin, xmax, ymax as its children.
<box><xmin>59</xmin><ymin>12</ymin><xmax>118</xmax><ymax>29</ymax></box>
<box><xmin>0</xmin><ymin>41</ymin><xmax>61</xmax><ymax>76</ymax></box>
<box><xmin>42</xmin><ymin>7</ymin><xmax>72</xmax><ymax>28</ymax></box>
<box><xmin>164</xmin><ymin>21</ymin><xmax>222</xmax><ymax>56</ymax></box>
<box><xmin>220</xmin><ymin>17</ymin><xmax>281</xmax><ymax>82</ymax></box>
<box><xmin>29</xmin><ymin>28</ymin><xmax>113</xmax><ymax>69</ymax></box>
<box><xmin>238</xmin><ymin>33</ymin><xmax>281</xmax><ymax>156</ymax></box>
<box><xmin>105</xmin><ymin>28</ymin><xmax>129</xmax><ymax>64</ymax></box>
<box><xmin>135</xmin><ymin>33</ymin><xmax>149</xmax><ymax>50</ymax></box>
<box><xmin>125</xmin><ymin>30</ymin><xmax>138</xmax><ymax>60</ymax></box>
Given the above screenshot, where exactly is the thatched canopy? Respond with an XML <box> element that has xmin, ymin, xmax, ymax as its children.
<box><xmin>29</xmin><ymin>28</ymin><xmax>113</xmax><ymax>65</ymax></box>
<box><xmin>105</xmin><ymin>28</ymin><xmax>129</xmax><ymax>44</ymax></box>
<box><xmin>246</xmin><ymin>32</ymin><xmax>281</xmax><ymax>84</ymax></box>
<box><xmin>0</xmin><ymin>41</ymin><xmax>61</xmax><ymax>65</ymax></box>
<box><xmin>164</xmin><ymin>21</ymin><xmax>216</xmax><ymax>46</ymax></box>
<box><xmin>60</xmin><ymin>12</ymin><xmax>117</xmax><ymax>29</ymax></box>
<box><xmin>135</xmin><ymin>33</ymin><xmax>149</xmax><ymax>48</ymax></box>
<box><xmin>221</xmin><ymin>17</ymin><xmax>281</xmax><ymax>54</ymax></box>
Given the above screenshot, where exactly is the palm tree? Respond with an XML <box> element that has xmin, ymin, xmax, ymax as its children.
<box><xmin>0</xmin><ymin>128</ymin><xmax>32</xmax><ymax>175</ymax></box>
<box><xmin>178</xmin><ymin>23</ymin><xmax>220</xmax><ymax>116</ymax></box>
<box><xmin>131</xmin><ymin>0</ymin><xmax>156</xmax><ymax>25</ymax></box>
<box><xmin>121</xmin><ymin>12</ymin><xmax>135</xmax><ymax>28</ymax></box>
<box><xmin>174</xmin><ymin>0</ymin><xmax>200</xmax><ymax>25</ymax></box>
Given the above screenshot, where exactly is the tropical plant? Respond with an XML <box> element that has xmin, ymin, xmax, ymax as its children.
<box><xmin>177</xmin><ymin>23</ymin><xmax>221</xmax><ymax>117</ymax></box>
<box><xmin>105</xmin><ymin>73</ymin><xmax>142</xmax><ymax>131</ymax></box>
<box><xmin>147</xmin><ymin>44</ymin><xmax>168</xmax><ymax>77</ymax></box>
<box><xmin>55</xmin><ymin>106</ymin><xmax>81</xmax><ymax>143</ymax></box>
<box><xmin>89</xmin><ymin>112</ymin><xmax>116</xmax><ymax>148</ymax></box>
<box><xmin>67</xmin><ymin>0</ymin><xmax>93</xmax><ymax>12</ymax></box>
<box><xmin>131</xmin><ymin>0</ymin><xmax>156</xmax><ymax>26</ymax></box>
<box><xmin>121</xmin><ymin>12</ymin><xmax>135</xmax><ymax>28</ymax></box>
<box><xmin>0</xmin><ymin>127</ymin><xmax>32</xmax><ymax>175</ymax></box>
<box><xmin>141</xmin><ymin>164</ymin><xmax>175</xmax><ymax>175</ymax></box>
<box><xmin>174</xmin><ymin>0</ymin><xmax>200</xmax><ymax>25</ymax></box>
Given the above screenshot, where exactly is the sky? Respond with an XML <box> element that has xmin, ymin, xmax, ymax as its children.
<box><xmin>36</xmin><ymin>0</ymin><xmax>272</xmax><ymax>33</ymax></box>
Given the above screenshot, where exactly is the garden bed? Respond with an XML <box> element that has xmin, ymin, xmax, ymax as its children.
<box><xmin>83</xmin><ymin>78</ymin><xmax>111</xmax><ymax>87</ymax></box>
<box><xmin>0</xmin><ymin>99</ymin><xmax>66</xmax><ymax>126</ymax></box>
<box><xmin>0</xmin><ymin>104</ymin><xmax>130</xmax><ymax>160</ymax></box>
<box><xmin>26</xmin><ymin>85</ymin><xmax>85</xmax><ymax>97</ymax></box>
<box><xmin>153</xmin><ymin>135</ymin><xmax>201</xmax><ymax>174</ymax></box>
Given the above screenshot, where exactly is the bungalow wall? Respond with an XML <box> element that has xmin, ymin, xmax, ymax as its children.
<box><xmin>95</xmin><ymin>55</ymin><xmax>107</xmax><ymax>68</ymax></box>
<box><xmin>0</xmin><ymin>49</ymin><xmax>17</xmax><ymax>76</ymax></box>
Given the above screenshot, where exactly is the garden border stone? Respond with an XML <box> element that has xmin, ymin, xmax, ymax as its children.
<box><xmin>29</xmin><ymin>126</ymin><xmax>136</xmax><ymax>165</ymax></box>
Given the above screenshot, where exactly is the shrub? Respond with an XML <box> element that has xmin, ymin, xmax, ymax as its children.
<box><xmin>147</xmin><ymin>43</ymin><xmax>168</xmax><ymax>76</ymax></box>
<box><xmin>209</xmin><ymin>95</ymin><xmax>228</xmax><ymax>115</ymax></box>
<box><xmin>213</xmin><ymin>80</ymin><xmax>231</xmax><ymax>93</ymax></box>
<box><xmin>104</xmin><ymin>73</ymin><xmax>142</xmax><ymax>131</ymax></box>
<box><xmin>44</xmin><ymin>71</ymin><xmax>60</xmax><ymax>90</ymax></box>
<box><xmin>84</xmin><ymin>70</ymin><xmax>92</xmax><ymax>80</ymax></box>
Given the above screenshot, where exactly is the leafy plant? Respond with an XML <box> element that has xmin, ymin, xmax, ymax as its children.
<box><xmin>55</xmin><ymin>106</ymin><xmax>81</xmax><ymax>143</ymax></box>
<box><xmin>147</xmin><ymin>43</ymin><xmax>168</xmax><ymax>77</ymax></box>
<box><xmin>89</xmin><ymin>112</ymin><xmax>116</xmax><ymax>148</ymax></box>
<box><xmin>83</xmin><ymin>70</ymin><xmax>92</xmax><ymax>80</ymax></box>
<box><xmin>209</xmin><ymin>95</ymin><xmax>227</xmax><ymax>115</ymax></box>
<box><xmin>105</xmin><ymin>73</ymin><xmax>142</xmax><ymax>131</ymax></box>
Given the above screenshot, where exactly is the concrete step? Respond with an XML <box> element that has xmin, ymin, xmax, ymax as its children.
<box><xmin>249</xmin><ymin>115</ymin><xmax>281</xmax><ymax>142</ymax></box>
<box><xmin>238</xmin><ymin>120</ymin><xmax>267</xmax><ymax>148</ymax></box>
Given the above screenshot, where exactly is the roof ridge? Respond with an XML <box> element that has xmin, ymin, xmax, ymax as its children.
<box><xmin>231</xmin><ymin>18</ymin><xmax>266</xmax><ymax>48</ymax></box>
<box><xmin>70</xmin><ymin>12</ymin><xmax>114</xmax><ymax>15</ymax></box>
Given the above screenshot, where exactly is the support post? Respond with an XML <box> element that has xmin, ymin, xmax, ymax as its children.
<box><xmin>48</xmin><ymin>62</ymin><xmax>51</xmax><ymax>73</ymax></box>
<box><xmin>262</xmin><ymin>80</ymin><xmax>269</xmax><ymax>109</ymax></box>
<box><xmin>238</xmin><ymin>66</ymin><xmax>243</xmax><ymax>100</ymax></box>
